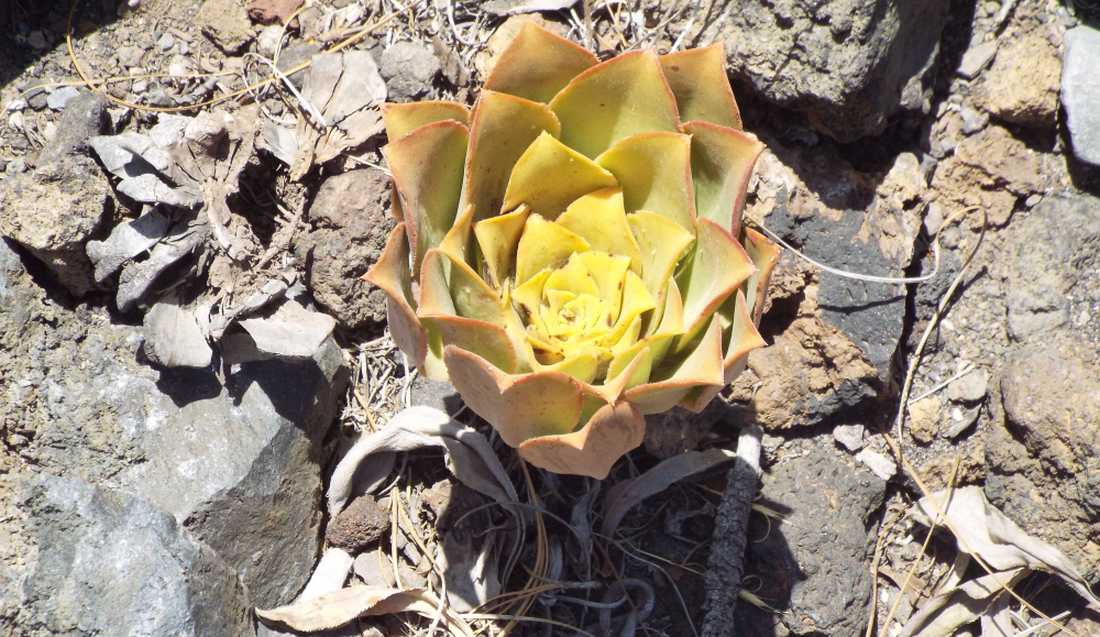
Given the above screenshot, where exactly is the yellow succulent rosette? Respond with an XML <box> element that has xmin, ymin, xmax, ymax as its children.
<box><xmin>366</xmin><ymin>22</ymin><xmax>780</xmax><ymax>478</ymax></box>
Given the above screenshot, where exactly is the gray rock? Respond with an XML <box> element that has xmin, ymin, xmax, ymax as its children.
<box><xmin>409</xmin><ymin>375</ymin><xmax>461</xmax><ymax>414</ymax></box>
<box><xmin>1063</xmin><ymin>26</ymin><xmax>1100</xmax><ymax>167</ymax></box>
<box><xmin>947</xmin><ymin>368</ymin><xmax>988</xmax><ymax>404</ymax></box>
<box><xmin>709</xmin><ymin>0</ymin><xmax>949</xmax><ymax>141</ymax></box>
<box><xmin>0</xmin><ymin>243</ymin><xmax>349</xmax><ymax>630</ymax></box>
<box><xmin>0</xmin><ymin>154</ymin><xmax>110</xmax><ymax>296</ymax></box>
<box><xmin>46</xmin><ymin>86</ymin><xmax>80</xmax><ymax>111</ymax></box>
<box><xmin>42</xmin><ymin>92</ymin><xmax>110</xmax><ymax>158</ymax></box>
<box><xmin>0</xmin><ymin>91</ymin><xmax>112</xmax><ymax>296</ymax></box>
<box><xmin>986</xmin><ymin>339</ymin><xmax>1100</xmax><ymax>580</ymax></box>
<box><xmin>739</xmin><ymin>444</ymin><xmax>885</xmax><ymax>635</ymax></box>
<box><xmin>1005</xmin><ymin>193</ymin><xmax>1100</xmax><ymax>345</ymax></box>
<box><xmin>277</xmin><ymin>42</ymin><xmax>322</xmax><ymax>90</ymax></box>
<box><xmin>769</xmin><ymin>203</ymin><xmax>910</xmax><ymax>380</ymax></box>
<box><xmin>6</xmin><ymin>473</ymin><xmax>252</xmax><ymax>636</ymax></box>
<box><xmin>379</xmin><ymin>41</ymin><xmax>441</xmax><ymax>101</ymax></box>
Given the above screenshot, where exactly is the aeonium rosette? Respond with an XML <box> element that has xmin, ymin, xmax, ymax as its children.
<box><xmin>366</xmin><ymin>22</ymin><xmax>779</xmax><ymax>478</ymax></box>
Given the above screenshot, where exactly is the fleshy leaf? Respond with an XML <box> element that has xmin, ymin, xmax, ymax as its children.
<box><xmin>461</xmin><ymin>91</ymin><xmax>561</xmax><ymax>221</ymax></box>
<box><xmin>444</xmin><ymin>347</ymin><xmax>584</xmax><ymax>447</ymax></box>
<box><xmin>555</xmin><ymin>188</ymin><xmax>642</xmax><ymax>272</ymax></box>
<box><xmin>483</xmin><ymin>20</ymin><xmax>598</xmax><ymax>103</ymax></box>
<box><xmin>574</xmin><ymin>251</ymin><xmax>631</xmax><ymax>320</ymax></box>
<box><xmin>596</xmin><ymin>131</ymin><xmax>696</xmax><ymax>231</ymax></box>
<box><xmin>502</xmin><ymin>131</ymin><xmax>618</xmax><ymax>218</ymax></box>
<box><xmin>549</xmin><ymin>50</ymin><xmax>680</xmax><ymax>159</ymax></box>
<box><xmin>660</xmin><ymin>45</ymin><xmax>742</xmax><ymax>129</ymax></box>
<box><xmin>534</xmin><ymin>348</ymin><xmax>600</xmax><ymax>384</ymax></box>
<box><xmin>518</xmin><ymin>400</ymin><xmax>645</xmax><ymax>479</ymax></box>
<box><xmin>686</xmin><ymin>290</ymin><xmax>765</xmax><ymax>411</ymax></box>
<box><xmin>607</xmin><ymin>342</ymin><xmax>654</xmax><ymax>390</ymax></box>
<box><xmin>383</xmin><ymin>101</ymin><xmax>471</xmax><ymax>142</ymax></box>
<box><xmin>474</xmin><ymin>205</ymin><xmax>530</xmax><ymax>288</ymax></box>
<box><xmin>364</xmin><ymin>224</ymin><xmax>442</xmax><ymax>379</ymax></box>
<box><xmin>421</xmin><ymin>314</ymin><xmax>519</xmax><ymax>374</ymax></box>
<box><xmin>443</xmin><ymin>251</ymin><xmax>504</xmax><ymax>323</ymax></box>
<box><xmin>624</xmin><ymin>315</ymin><xmax>724</xmax><ymax>414</ymax></box>
<box><xmin>626</xmin><ymin>210</ymin><xmax>694</xmax><ymax>310</ymax></box>
<box><xmin>385</xmin><ymin>120</ymin><xmax>468</xmax><ymax>272</ymax></box>
<box><xmin>684</xmin><ymin>120</ymin><xmax>764</xmax><ymax>236</ymax></box>
<box><xmin>676</xmin><ymin>219</ymin><xmax>755</xmax><ymax>346</ymax></box>
<box><xmin>514</xmin><ymin>214</ymin><xmax>590</xmax><ymax>286</ymax></box>
<box><xmin>742</xmin><ymin>227</ymin><xmax>781</xmax><ymax>325</ymax></box>
<box><xmin>438</xmin><ymin>204</ymin><xmax>475</xmax><ymax>266</ymax></box>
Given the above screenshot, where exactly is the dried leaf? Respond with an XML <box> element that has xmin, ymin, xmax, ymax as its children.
<box><xmin>116</xmin><ymin>215</ymin><xmax>209</xmax><ymax>312</ymax></box>
<box><xmin>238</xmin><ymin>299</ymin><xmax>337</xmax><ymax>358</ymax></box>
<box><xmin>298</xmin><ymin>548</ymin><xmax>355</xmax><ymax>603</ymax></box>
<box><xmin>143</xmin><ymin>300</ymin><xmax>213</xmax><ymax>368</ymax></box>
<box><xmin>291</xmin><ymin>51</ymin><xmax>387</xmax><ymax>178</ymax></box>
<box><xmin>483</xmin><ymin>0</ymin><xmax>579</xmax><ymax>16</ymax></box>
<box><xmin>257</xmin><ymin>586</ymin><xmax>477</xmax><ymax>636</ymax></box>
<box><xmin>259</xmin><ymin>122</ymin><xmax>299</xmax><ymax>166</ymax></box>
<box><xmin>436</xmin><ymin>529</ymin><xmax>501</xmax><ymax>611</ymax></box>
<box><xmin>326</xmin><ymin>406</ymin><xmax>518</xmax><ymax>516</ymax></box>
<box><xmin>913</xmin><ymin>486</ymin><xmax>1100</xmax><ymax>611</ymax></box>
<box><xmin>206</xmin><ymin>278</ymin><xmax>290</xmax><ymax>340</ymax></box>
<box><xmin>600</xmin><ymin>448</ymin><xmax>735</xmax><ymax>537</ymax></box>
<box><xmin>897</xmin><ymin>568</ymin><xmax>1026</xmax><ymax>637</ymax></box>
<box><xmin>86</xmin><ymin>207</ymin><xmax>172</xmax><ymax>283</ymax></box>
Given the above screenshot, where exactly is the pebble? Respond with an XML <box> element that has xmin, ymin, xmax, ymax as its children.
<box><xmin>5</xmin><ymin>99</ymin><xmax>27</xmax><ymax>112</ymax></box>
<box><xmin>947</xmin><ymin>368</ymin><xmax>988</xmax><ymax>403</ymax></box>
<box><xmin>132</xmin><ymin>80</ymin><xmax>149</xmax><ymax>94</ymax></box>
<box><xmin>27</xmin><ymin>30</ymin><xmax>48</xmax><ymax>50</ymax></box>
<box><xmin>855</xmin><ymin>448</ymin><xmax>897</xmax><ymax>481</ymax></box>
<box><xmin>257</xmin><ymin>25</ymin><xmax>284</xmax><ymax>58</ymax></box>
<box><xmin>832</xmin><ymin>424</ymin><xmax>866</xmax><ymax>451</ymax></box>
<box><xmin>958</xmin><ymin>41</ymin><xmax>997</xmax><ymax>79</ymax></box>
<box><xmin>117</xmin><ymin>45</ymin><xmax>145</xmax><ymax>67</ymax></box>
<box><xmin>5</xmin><ymin>158</ymin><xmax>26</xmax><ymax>175</ymax></box>
<box><xmin>46</xmin><ymin>87</ymin><xmax>80</xmax><ymax>111</ymax></box>
<box><xmin>167</xmin><ymin>56</ymin><xmax>191</xmax><ymax>77</ymax></box>
<box><xmin>157</xmin><ymin>33</ymin><xmax>176</xmax><ymax>51</ymax></box>
<box><xmin>943</xmin><ymin>405</ymin><xmax>980</xmax><ymax>439</ymax></box>
<box><xmin>959</xmin><ymin>105</ymin><xmax>988</xmax><ymax>135</ymax></box>
<box><xmin>27</xmin><ymin>91</ymin><xmax>48</xmax><ymax>111</ymax></box>
<box><xmin>1024</xmin><ymin>194</ymin><xmax>1042</xmax><ymax>208</ymax></box>
<box><xmin>908</xmin><ymin>397</ymin><xmax>941</xmax><ymax>445</ymax></box>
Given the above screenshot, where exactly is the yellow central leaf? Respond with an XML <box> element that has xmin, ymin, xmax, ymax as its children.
<box><xmin>555</xmin><ymin>188</ymin><xmax>643</xmax><ymax>273</ymax></box>
<box><xmin>502</xmin><ymin>132</ymin><xmax>618</xmax><ymax>218</ymax></box>
<box><xmin>514</xmin><ymin>214</ymin><xmax>590</xmax><ymax>285</ymax></box>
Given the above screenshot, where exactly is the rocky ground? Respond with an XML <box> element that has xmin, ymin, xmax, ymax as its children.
<box><xmin>1</xmin><ymin>0</ymin><xmax>1099</xmax><ymax>636</ymax></box>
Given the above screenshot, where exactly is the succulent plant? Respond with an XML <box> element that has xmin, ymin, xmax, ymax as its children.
<box><xmin>366</xmin><ymin>22</ymin><xmax>779</xmax><ymax>478</ymax></box>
